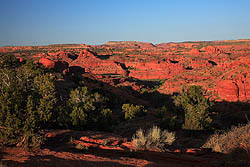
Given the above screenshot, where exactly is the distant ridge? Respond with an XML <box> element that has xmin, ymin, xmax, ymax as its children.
<box><xmin>106</xmin><ymin>41</ymin><xmax>153</xmax><ymax>45</ymax></box>
<box><xmin>1</xmin><ymin>39</ymin><xmax>250</xmax><ymax>48</ymax></box>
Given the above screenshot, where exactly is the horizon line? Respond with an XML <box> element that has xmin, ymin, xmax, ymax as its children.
<box><xmin>1</xmin><ymin>38</ymin><xmax>250</xmax><ymax>47</ymax></box>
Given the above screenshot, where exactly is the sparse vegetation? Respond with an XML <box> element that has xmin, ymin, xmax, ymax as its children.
<box><xmin>174</xmin><ymin>85</ymin><xmax>213</xmax><ymax>130</ymax></box>
<box><xmin>203</xmin><ymin>123</ymin><xmax>250</xmax><ymax>166</ymax></box>
<box><xmin>132</xmin><ymin>125</ymin><xmax>176</xmax><ymax>151</ymax></box>
<box><xmin>203</xmin><ymin>123</ymin><xmax>250</xmax><ymax>154</ymax></box>
<box><xmin>122</xmin><ymin>104</ymin><xmax>147</xmax><ymax>120</ymax></box>
<box><xmin>65</xmin><ymin>86</ymin><xmax>113</xmax><ymax>130</ymax></box>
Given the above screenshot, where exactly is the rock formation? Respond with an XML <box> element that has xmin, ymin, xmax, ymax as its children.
<box><xmin>1</xmin><ymin>39</ymin><xmax>250</xmax><ymax>102</ymax></box>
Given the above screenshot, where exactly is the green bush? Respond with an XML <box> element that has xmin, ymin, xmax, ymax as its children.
<box><xmin>132</xmin><ymin>125</ymin><xmax>176</xmax><ymax>151</ymax></box>
<box><xmin>0</xmin><ymin>55</ymin><xmax>56</xmax><ymax>147</ymax></box>
<box><xmin>174</xmin><ymin>85</ymin><xmax>213</xmax><ymax>130</ymax></box>
<box><xmin>0</xmin><ymin>55</ymin><xmax>115</xmax><ymax>146</ymax></box>
<box><xmin>122</xmin><ymin>104</ymin><xmax>147</xmax><ymax>120</ymax></box>
<box><xmin>65</xmin><ymin>86</ymin><xmax>113</xmax><ymax>130</ymax></box>
<box><xmin>0</xmin><ymin>54</ymin><xmax>21</xmax><ymax>69</ymax></box>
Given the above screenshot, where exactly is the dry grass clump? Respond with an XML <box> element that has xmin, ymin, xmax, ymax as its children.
<box><xmin>132</xmin><ymin>126</ymin><xmax>176</xmax><ymax>151</ymax></box>
<box><xmin>203</xmin><ymin>122</ymin><xmax>250</xmax><ymax>165</ymax></box>
<box><xmin>202</xmin><ymin>123</ymin><xmax>250</xmax><ymax>154</ymax></box>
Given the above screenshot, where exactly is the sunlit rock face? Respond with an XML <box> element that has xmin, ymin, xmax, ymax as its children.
<box><xmin>3</xmin><ymin>40</ymin><xmax>250</xmax><ymax>102</ymax></box>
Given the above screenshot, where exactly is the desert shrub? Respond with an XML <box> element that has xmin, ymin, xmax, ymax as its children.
<box><xmin>132</xmin><ymin>125</ymin><xmax>175</xmax><ymax>151</ymax></box>
<box><xmin>0</xmin><ymin>55</ymin><xmax>56</xmax><ymax>147</ymax></box>
<box><xmin>0</xmin><ymin>54</ymin><xmax>21</xmax><ymax>69</ymax></box>
<box><xmin>202</xmin><ymin>123</ymin><xmax>250</xmax><ymax>166</ymax></box>
<box><xmin>122</xmin><ymin>104</ymin><xmax>147</xmax><ymax>120</ymax></box>
<box><xmin>65</xmin><ymin>86</ymin><xmax>113</xmax><ymax>130</ymax></box>
<box><xmin>174</xmin><ymin>85</ymin><xmax>213</xmax><ymax>130</ymax></box>
<box><xmin>202</xmin><ymin>123</ymin><xmax>250</xmax><ymax>153</ymax></box>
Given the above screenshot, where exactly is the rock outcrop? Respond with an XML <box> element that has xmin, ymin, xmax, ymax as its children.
<box><xmin>126</xmin><ymin>60</ymin><xmax>184</xmax><ymax>80</ymax></box>
<box><xmin>216</xmin><ymin>57</ymin><xmax>250</xmax><ymax>101</ymax></box>
<box><xmin>200</xmin><ymin>46</ymin><xmax>223</xmax><ymax>54</ymax></box>
<box><xmin>71</xmin><ymin>49</ymin><xmax>128</xmax><ymax>76</ymax></box>
<box><xmin>217</xmin><ymin>80</ymin><xmax>239</xmax><ymax>101</ymax></box>
<box><xmin>39</xmin><ymin>57</ymin><xmax>69</xmax><ymax>73</ymax></box>
<box><xmin>39</xmin><ymin>58</ymin><xmax>55</xmax><ymax>69</ymax></box>
<box><xmin>2</xmin><ymin>40</ymin><xmax>250</xmax><ymax>102</ymax></box>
